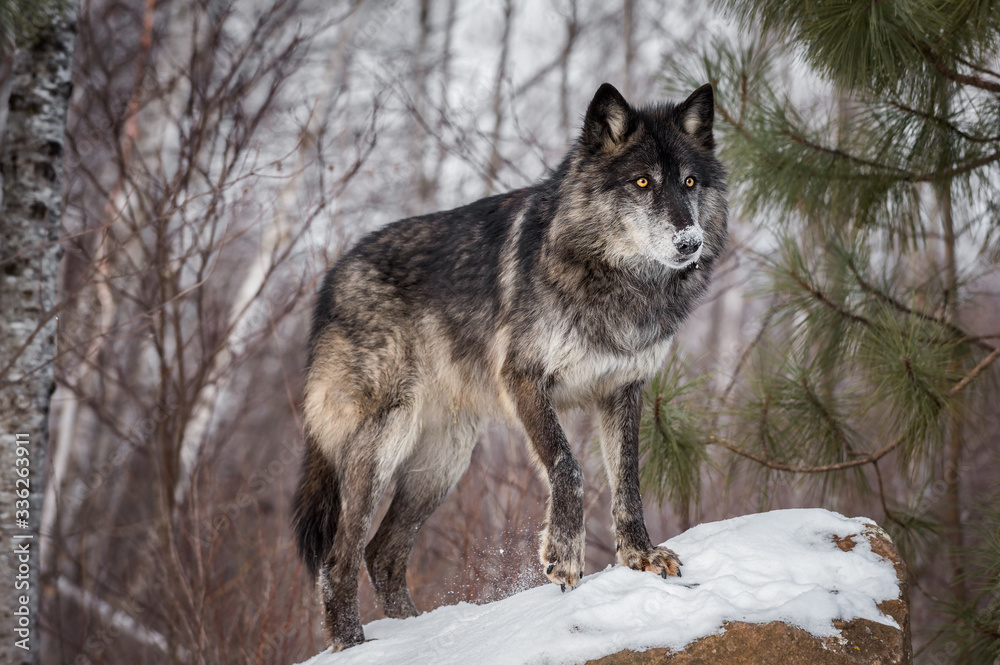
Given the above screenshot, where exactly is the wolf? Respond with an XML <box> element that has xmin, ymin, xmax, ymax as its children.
<box><xmin>292</xmin><ymin>82</ymin><xmax>727</xmax><ymax>650</ymax></box>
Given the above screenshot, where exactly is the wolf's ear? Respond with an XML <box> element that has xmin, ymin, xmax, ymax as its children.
<box><xmin>676</xmin><ymin>83</ymin><xmax>715</xmax><ymax>151</ymax></box>
<box><xmin>583</xmin><ymin>83</ymin><xmax>632</xmax><ymax>151</ymax></box>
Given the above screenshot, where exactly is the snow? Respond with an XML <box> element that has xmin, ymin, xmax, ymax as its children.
<box><xmin>297</xmin><ymin>509</ymin><xmax>901</xmax><ymax>665</ymax></box>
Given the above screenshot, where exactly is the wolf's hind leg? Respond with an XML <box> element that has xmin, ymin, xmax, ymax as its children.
<box><xmin>365</xmin><ymin>416</ymin><xmax>479</xmax><ymax>618</ymax></box>
<box><xmin>598</xmin><ymin>382</ymin><xmax>681</xmax><ymax>578</ymax></box>
<box><xmin>320</xmin><ymin>408</ymin><xmax>419</xmax><ymax>650</ymax></box>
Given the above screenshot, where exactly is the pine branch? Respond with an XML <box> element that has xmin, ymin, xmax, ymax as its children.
<box><xmin>949</xmin><ymin>344</ymin><xmax>1000</xmax><ymax>395</ymax></box>
<box><xmin>714</xmin><ymin>95</ymin><xmax>760</xmax><ymax>145</ymax></box>
<box><xmin>952</xmin><ymin>53</ymin><xmax>1000</xmax><ymax>84</ymax></box>
<box><xmin>784</xmin><ymin>130</ymin><xmax>913</xmax><ymax>178</ymax></box>
<box><xmin>841</xmin><ymin>253</ymin><xmax>996</xmax><ymax>352</ymax></box>
<box><xmin>787</xmin><ymin>264</ymin><xmax>997</xmax><ymax>354</ymax></box>
<box><xmin>787</xmin><ymin>269</ymin><xmax>869</xmax><ymax>326</ymax></box>
<box><xmin>712</xmin><ymin>341</ymin><xmax>999</xmax><ymax>473</ymax></box>
<box><xmin>921</xmin><ymin>45</ymin><xmax>1000</xmax><ymax>93</ymax></box>
<box><xmin>721</xmin><ymin>300</ymin><xmax>778</xmax><ymax>405</ymax></box>
<box><xmin>783</xmin><ymin>129</ymin><xmax>1000</xmax><ymax>184</ymax></box>
<box><xmin>798</xmin><ymin>375</ymin><xmax>855</xmax><ymax>458</ymax></box>
<box><xmin>888</xmin><ymin>100</ymin><xmax>1000</xmax><ymax>144</ymax></box>
<box><xmin>872</xmin><ymin>460</ymin><xmax>901</xmax><ymax>526</ymax></box>
<box><xmin>757</xmin><ymin>391</ymin><xmax>771</xmax><ymax>453</ymax></box>
<box><xmin>913</xmin><ymin>149</ymin><xmax>1000</xmax><ymax>182</ymax></box>
<box><xmin>709</xmin><ymin>432</ymin><xmax>902</xmax><ymax>473</ymax></box>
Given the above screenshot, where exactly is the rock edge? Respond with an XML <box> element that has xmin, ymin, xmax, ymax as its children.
<box><xmin>586</xmin><ymin>525</ymin><xmax>912</xmax><ymax>665</ymax></box>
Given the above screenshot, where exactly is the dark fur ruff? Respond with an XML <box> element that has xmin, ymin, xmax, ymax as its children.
<box><xmin>292</xmin><ymin>82</ymin><xmax>728</xmax><ymax>650</ymax></box>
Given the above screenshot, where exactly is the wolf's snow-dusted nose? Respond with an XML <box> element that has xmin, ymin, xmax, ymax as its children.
<box><xmin>673</xmin><ymin>226</ymin><xmax>703</xmax><ymax>256</ymax></box>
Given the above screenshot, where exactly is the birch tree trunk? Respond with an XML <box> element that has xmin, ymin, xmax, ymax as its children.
<box><xmin>411</xmin><ymin>0</ymin><xmax>433</xmax><ymax>213</ymax></box>
<box><xmin>0</xmin><ymin>5</ymin><xmax>76</xmax><ymax>665</ymax></box>
<box><xmin>622</xmin><ymin>0</ymin><xmax>634</xmax><ymax>99</ymax></box>
<box><xmin>483</xmin><ymin>0</ymin><xmax>512</xmax><ymax>196</ymax></box>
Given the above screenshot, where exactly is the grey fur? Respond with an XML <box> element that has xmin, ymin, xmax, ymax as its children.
<box><xmin>292</xmin><ymin>82</ymin><xmax>727</xmax><ymax>650</ymax></box>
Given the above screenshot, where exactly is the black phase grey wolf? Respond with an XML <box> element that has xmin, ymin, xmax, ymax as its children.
<box><xmin>293</xmin><ymin>82</ymin><xmax>728</xmax><ymax>650</ymax></box>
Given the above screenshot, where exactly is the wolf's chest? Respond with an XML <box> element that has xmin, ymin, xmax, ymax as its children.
<box><xmin>531</xmin><ymin>322</ymin><xmax>674</xmax><ymax>405</ymax></box>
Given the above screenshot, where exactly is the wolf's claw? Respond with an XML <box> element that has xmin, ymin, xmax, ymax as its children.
<box><xmin>543</xmin><ymin>560</ymin><xmax>581</xmax><ymax>591</ymax></box>
<box><xmin>617</xmin><ymin>544</ymin><xmax>682</xmax><ymax>579</ymax></box>
<box><xmin>540</xmin><ymin>528</ymin><xmax>584</xmax><ymax>592</ymax></box>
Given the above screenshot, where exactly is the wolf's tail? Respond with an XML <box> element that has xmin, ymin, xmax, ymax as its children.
<box><xmin>291</xmin><ymin>436</ymin><xmax>340</xmax><ymax>578</ymax></box>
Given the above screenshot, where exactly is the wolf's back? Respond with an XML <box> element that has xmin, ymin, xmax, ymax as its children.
<box><xmin>307</xmin><ymin>190</ymin><xmax>532</xmax><ymax>371</ymax></box>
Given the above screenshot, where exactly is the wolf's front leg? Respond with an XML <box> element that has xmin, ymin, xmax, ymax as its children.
<box><xmin>598</xmin><ymin>381</ymin><xmax>682</xmax><ymax>578</ymax></box>
<box><xmin>503</xmin><ymin>364</ymin><xmax>585</xmax><ymax>590</ymax></box>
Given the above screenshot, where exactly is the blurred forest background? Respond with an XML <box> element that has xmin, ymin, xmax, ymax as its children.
<box><xmin>0</xmin><ymin>0</ymin><xmax>998</xmax><ymax>663</ymax></box>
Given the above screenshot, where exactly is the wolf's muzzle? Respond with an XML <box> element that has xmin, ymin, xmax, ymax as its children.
<box><xmin>673</xmin><ymin>227</ymin><xmax>703</xmax><ymax>256</ymax></box>
<box><xmin>675</xmin><ymin>238</ymin><xmax>701</xmax><ymax>256</ymax></box>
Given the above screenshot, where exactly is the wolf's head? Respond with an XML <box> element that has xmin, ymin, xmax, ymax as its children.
<box><xmin>556</xmin><ymin>83</ymin><xmax>727</xmax><ymax>271</ymax></box>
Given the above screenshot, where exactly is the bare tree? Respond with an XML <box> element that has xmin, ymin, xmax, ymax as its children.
<box><xmin>426</xmin><ymin>0</ymin><xmax>457</xmax><ymax>205</ymax></box>
<box><xmin>558</xmin><ymin>0</ymin><xmax>578</xmax><ymax>142</ymax></box>
<box><xmin>409</xmin><ymin>0</ymin><xmax>433</xmax><ymax>212</ymax></box>
<box><xmin>483</xmin><ymin>0</ymin><xmax>513</xmax><ymax>196</ymax></box>
<box><xmin>40</xmin><ymin>1</ymin><xmax>375</xmax><ymax>662</ymax></box>
<box><xmin>622</xmin><ymin>0</ymin><xmax>634</xmax><ymax>98</ymax></box>
<box><xmin>0</xmin><ymin>3</ymin><xmax>76</xmax><ymax>664</ymax></box>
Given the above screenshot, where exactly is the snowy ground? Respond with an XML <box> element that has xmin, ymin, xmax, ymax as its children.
<box><xmin>297</xmin><ymin>509</ymin><xmax>901</xmax><ymax>665</ymax></box>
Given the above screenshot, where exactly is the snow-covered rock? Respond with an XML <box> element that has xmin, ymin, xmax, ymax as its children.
<box><xmin>297</xmin><ymin>509</ymin><xmax>911</xmax><ymax>665</ymax></box>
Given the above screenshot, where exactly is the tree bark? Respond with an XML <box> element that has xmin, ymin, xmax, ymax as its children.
<box><xmin>939</xmin><ymin>178</ymin><xmax>967</xmax><ymax>608</ymax></box>
<box><xmin>483</xmin><ymin>0</ymin><xmax>513</xmax><ymax>196</ymax></box>
<box><xmin>935</xmin><ymin>78</ymin><xmax>966</xmax><ymax>613</ymax></box>
<box><xmin>622</xmin><ymin>0</ymin><xmax>634</xmax><ymax>99</ymax></box>
<box><xmin>429</xmin><ymin>0</ymin><xmax>457</xmax><ymax>195</ymax></box>
<box><xmin>411</xmin><ymin>0</ymin><xmax>433</xmax><ymax>213</ymax></box>
<box><xmin>558</xmin><ymin>0</ymin><xmax>578</xmax><ymax>143</ymax></box>
<box><xmin>0</xmin><ymin>5</ymin><xmax>76</xmax><ymax>665</ymax></box>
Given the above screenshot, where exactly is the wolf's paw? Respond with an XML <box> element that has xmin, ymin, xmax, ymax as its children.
<box><xmin>329</xmin><ymin>632</ymin><xmax>365</xmax><ymax>653</ymax></box>
<box><xmin>617</xmin><ymin>543</ymin><xmax>682</xmax><ymax>579</ymax></box>
<box><xmin>540</xmin><ymin>528</ymin><xmax>585</xmax><ymax>591</ymax></box>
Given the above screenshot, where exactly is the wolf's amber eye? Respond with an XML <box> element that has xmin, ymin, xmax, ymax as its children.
<box><xmin>636</xmin><ymin>177</ymin><xmax>649</xmax><ymax>188</ymax></box>
<box><xmin>685</xmin><ymin>176</ymin><xmax>696</xmax><ymax>188</ymax></box>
